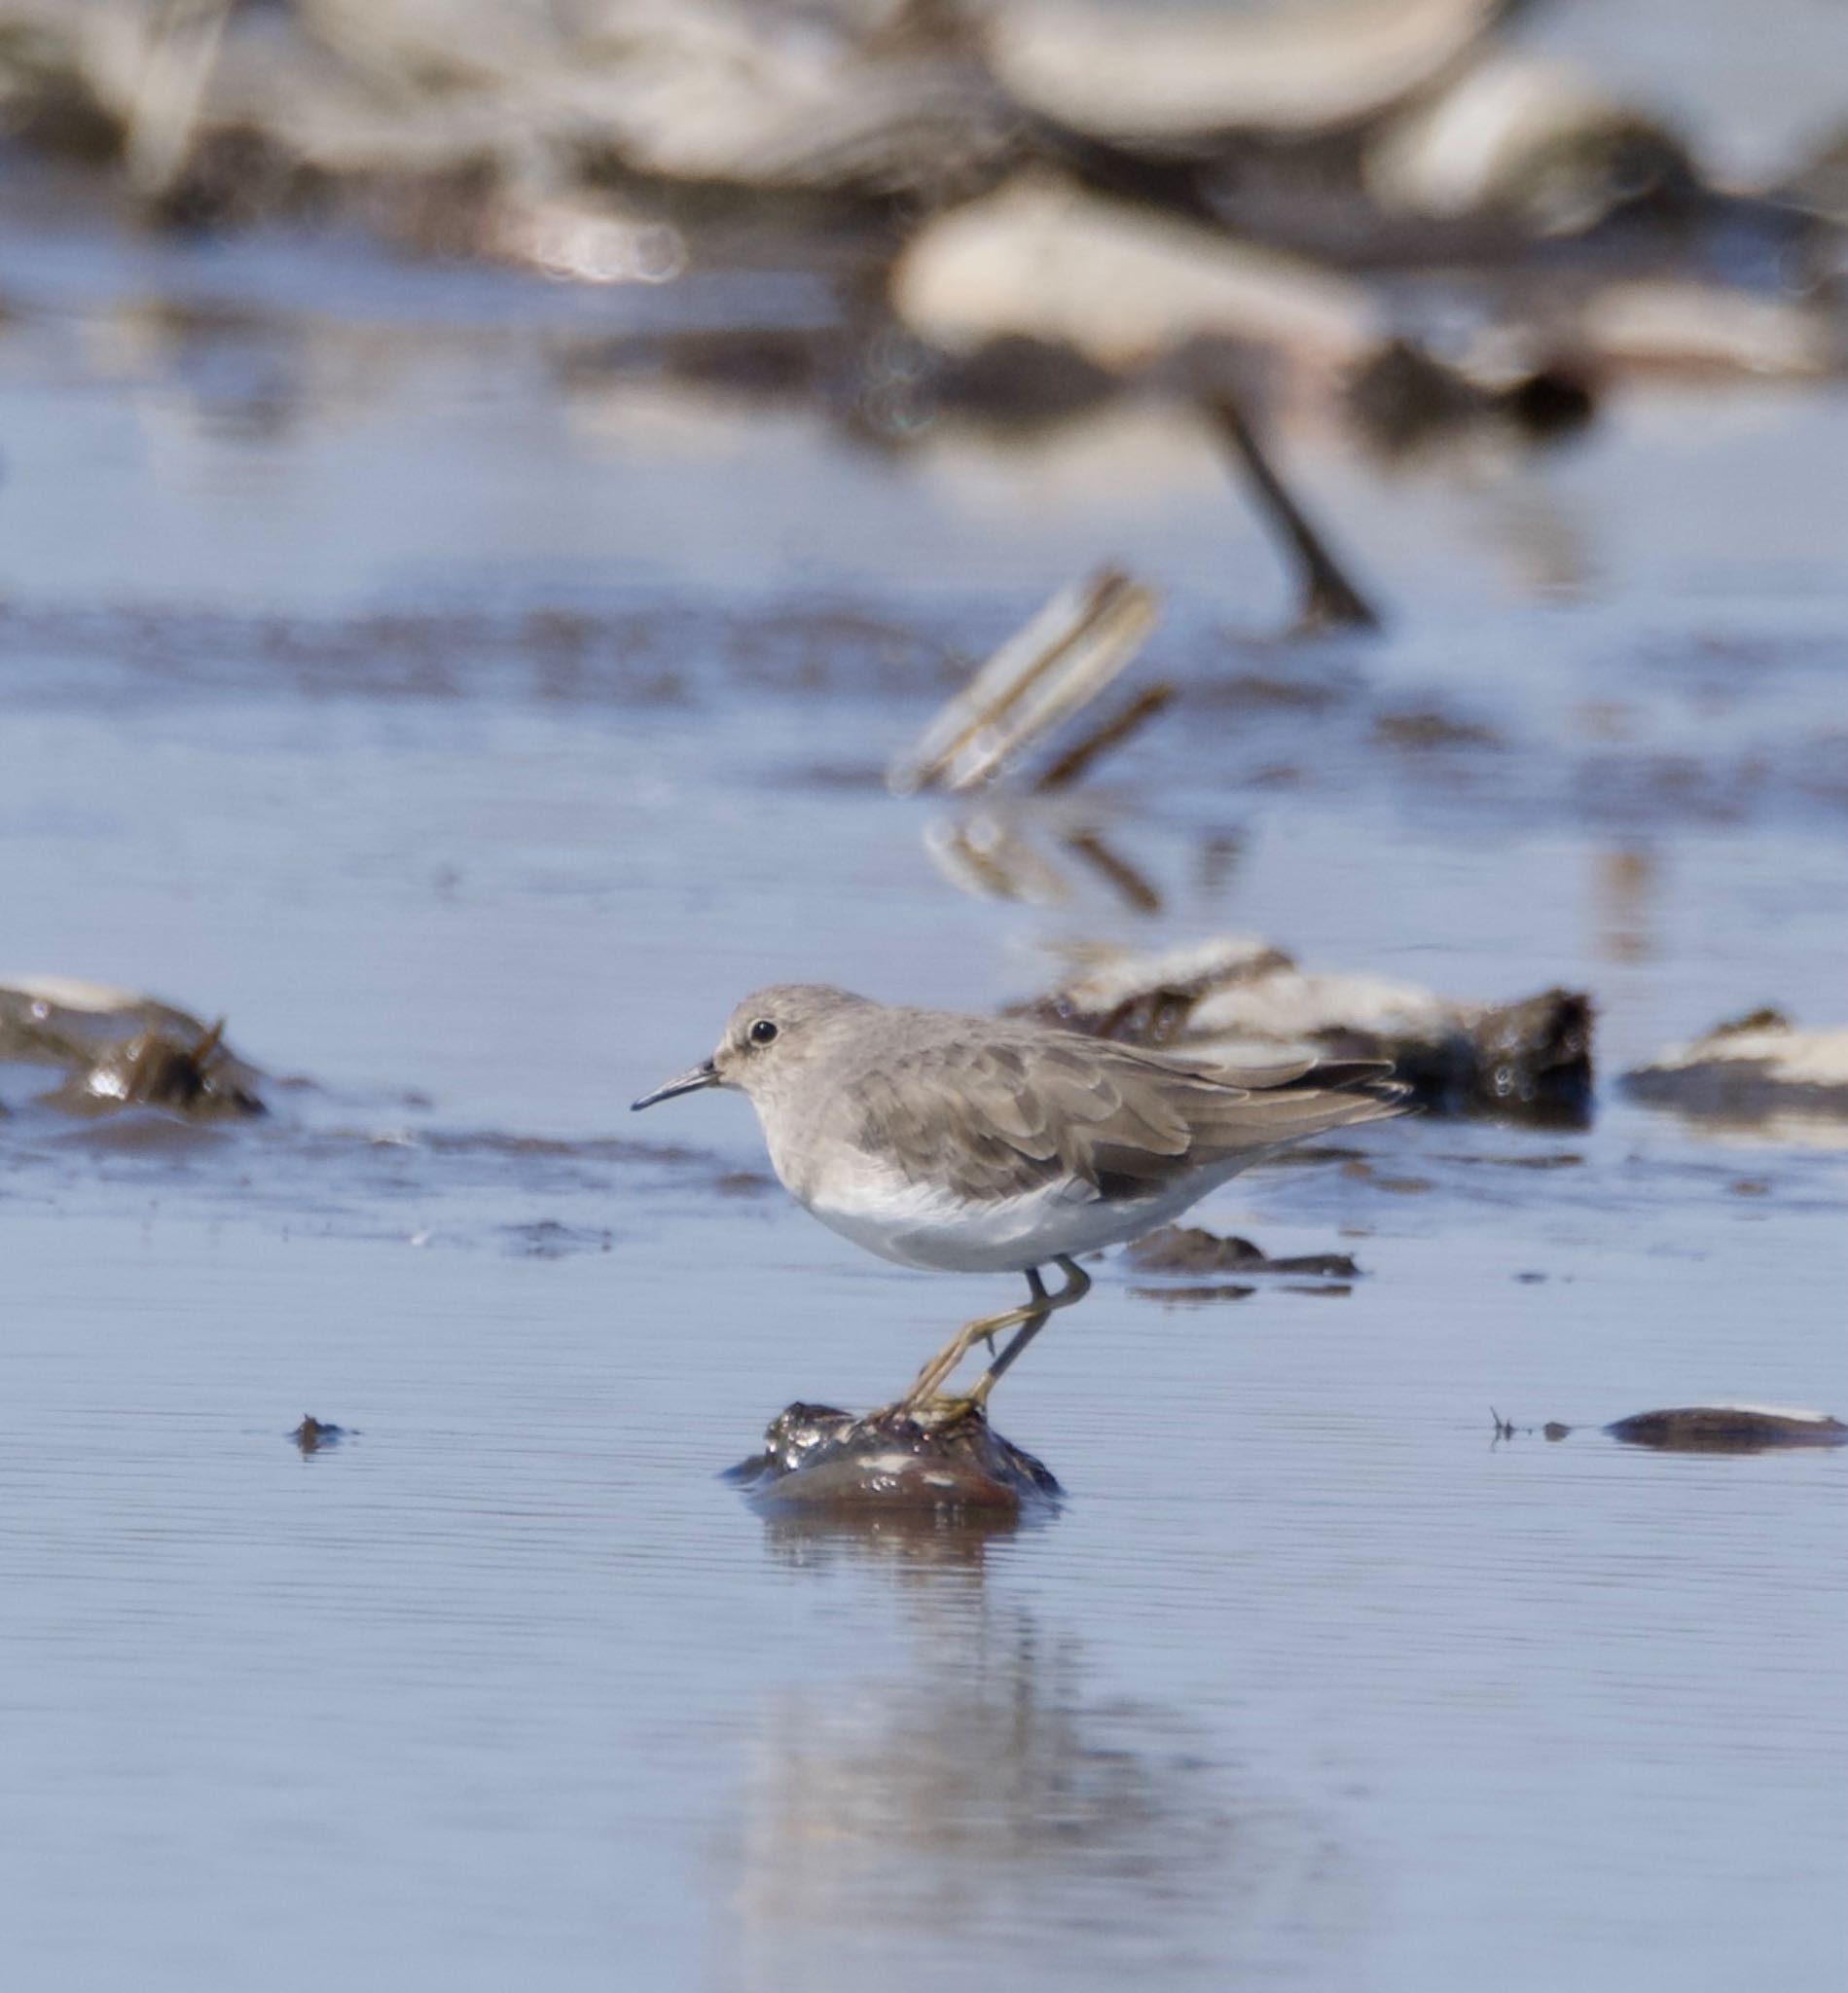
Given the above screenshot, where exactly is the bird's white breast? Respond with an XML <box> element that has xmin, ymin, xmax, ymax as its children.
<box><xmin>789</xmin><ymin>1142</ymin><xmax>1253</xmax><ymax>1275</ymax></box>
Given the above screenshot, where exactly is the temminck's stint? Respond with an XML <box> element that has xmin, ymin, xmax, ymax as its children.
<box><xmin>634</xmin><ymin>985</ymin><xmax>1402</xmax><ymax>1414</ymax></box>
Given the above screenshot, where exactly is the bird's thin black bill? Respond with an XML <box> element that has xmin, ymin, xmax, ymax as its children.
<box><xmin>631</xmin><ymin>1062</ymin><xmax>719</xmax><ymax>1111</ymax></box>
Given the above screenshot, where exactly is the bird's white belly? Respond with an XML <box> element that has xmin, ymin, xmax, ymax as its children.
<box><xmin>798</xmin><ymin>1150</ymin><xmax>1250</xmax><ymax>1275</ymax></box>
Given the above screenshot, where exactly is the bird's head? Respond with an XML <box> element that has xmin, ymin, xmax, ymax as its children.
<box><xmin>630</xmin><ymin>984</ymin><xmax>872</xmax><ymax>1112</ymax></box>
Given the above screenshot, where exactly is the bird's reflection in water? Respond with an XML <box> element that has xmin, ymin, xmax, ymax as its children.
<box><xmin>725</xmin><ymin>1513</ymin><xmax>1358</xmax><ymax>1987</ymax></box>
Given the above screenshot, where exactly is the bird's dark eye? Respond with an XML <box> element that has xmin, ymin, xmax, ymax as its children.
<box><xmin>748</xmin><ymin>1019</ymin><xmax>779</xmax><ymax>1046</ymax></box>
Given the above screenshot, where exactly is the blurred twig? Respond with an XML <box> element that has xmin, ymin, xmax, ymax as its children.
<box><xmin>120</xmin><ymin>0</ymin><xmax>235</xmax><ymax>201</ymax></box>
<box><xmin>888</xmin><ymin>566</ymin><xmax>1159</xmax><ymax>794</ymax></box>
<box><xmin>1033</xmin><ymin>682</ymin><xmax>1176</xmax><ymax>789</ymax></box>
<box><xmin>1203</xmin><ymin>394</ymin><xmax>1381</xmax><ymax>633</ymax></box>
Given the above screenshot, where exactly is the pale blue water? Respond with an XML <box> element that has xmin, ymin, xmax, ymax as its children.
<box><xmin>0</xmin><ymin>176</ymin><xmax>1844</xmax><ymax>1993</ymax></box>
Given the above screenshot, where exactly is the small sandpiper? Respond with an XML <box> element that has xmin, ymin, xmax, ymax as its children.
<box><xmin>634</xmin><ymin>985</ymin><xmax>1403</xmax><ymax>1414</ymax></box>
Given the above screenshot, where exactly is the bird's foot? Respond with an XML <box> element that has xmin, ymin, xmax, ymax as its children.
<box><xmin>869</xmin><ymin>1392</ymin><xmax>987</xmax><ymax>1432</ymax></box>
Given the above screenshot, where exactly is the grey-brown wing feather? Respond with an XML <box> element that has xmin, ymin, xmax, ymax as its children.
<box><xmin>847</xmin><ymin>1031</ymin><xmax>1401</xmax><ymax>1206</ymax></box>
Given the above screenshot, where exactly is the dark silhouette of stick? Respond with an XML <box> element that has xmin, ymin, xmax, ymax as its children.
<box><xmin>1033</xmin><ymin>682</ymin><xmax>1176</xmax><ymax>790</ymax></box>
<box><xmin>1203</xmin><ymin>395</ymin><xmax>1381</xmax><ymax>633</ymax></box>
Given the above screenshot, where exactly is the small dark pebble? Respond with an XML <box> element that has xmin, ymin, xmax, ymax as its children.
<box><xmin>1125</xmin><ymin>1225</ymin><xmax>1359</xmax><ymax>1279</ymax></box>
<box><xmin>725</xmin><ymin>1402</ymin><xmax>1061</xmax><ymax>1515</ymax></box>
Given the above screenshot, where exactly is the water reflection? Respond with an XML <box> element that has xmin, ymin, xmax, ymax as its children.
<box><xmin>924</xmin><ymin>802</ymin><xmax>1165</xmax><ymax>916</ymax></box>
<box><xmin>1469</xmin><ymin>468</ymin><xmax>1596</xmax><ymax>600</ymax></box>
<box><xmin>725</xmin><ymin>1515</ymin><xmax>1354</xmax><ymax>1987</ymax></box>
<box><xmin>1593</xmin><ymin>845</ymin><xmax>1659</xmax><ymax>965</ymax></box>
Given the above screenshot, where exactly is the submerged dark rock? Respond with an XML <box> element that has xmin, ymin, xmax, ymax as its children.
<box><xmin>725</xmin><ymin>1402</ymin><xmax>1062</xmax><ymax>1516</ymax></box>
<box><xmin>1125</xmin><ymin>1224</ymin><xmax>1359</xmax><ymax>1280</ymax></box>
<box><xmin>1605</xmin><ymin>1407</ymin><xmax>1848</xmax><ymax>1453</ymax></box>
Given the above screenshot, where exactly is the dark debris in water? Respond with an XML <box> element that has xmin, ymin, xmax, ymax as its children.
<box><xmin>2</xmin><ymin>984</ymin><xmax>266</xmax><ymax>1120</ymax></box>
<box><xmin>49</xmin><ymin>1022</ymin><xmax>266</xmax><ymax>1119</ymax></box>
<box><xmin>1371</xmin><ymin>705</ymin><xmax>1505</xmax><ymax>752</ymax></box>
<box><xmin>1623</xmin><ymin>1008</ymin><xmax>1848</xmax><ymax>1122</ymax></box>
<box><xmin>1606</xmin><ymin>1407</ymin><xmax>1848</xmax><ymax>1453</ymax></box>
<box><xmin>725</xmin><ymin>1401</ymin><xmax>1062</xmax><ymax>1517</ymax></box>
<box><xmin>1126</xmin><ymin>1224</ymin><xmax>1359</xmax><ymax>1280</ymax></box>
<box><xmin>500</xmin><ymin>1219</ymin><xmax>614</xmax><ymax>1258</ymax></box>
<box><xmin>1430</xmin><ymin>989</ymin><xmax>1595</xmax><ymax>1125</ymax></box>
<box><xmin>290</xmin><ymin>1415</ymin><xmax>348</xmax><ymax>1455</ymax></box>
<box><xmin>1494</xmin><ymin>1405</ymin><xmax>1848</xmax><ymax>1453</ymax></box>
<box><xmin>1347</xmin><ymin>339</ymin><xmax>1597</xmax><ymax>458</ymax></box>
<box><xmin>1129</xmin><ymin>1282</ymin><xmax>1257</xmax><ymax>1307</ymax></box>
<box><xmin>1019</xmin><ymin>942</ymin><xmax>1595</xmax><ymax>1125</ymax></box>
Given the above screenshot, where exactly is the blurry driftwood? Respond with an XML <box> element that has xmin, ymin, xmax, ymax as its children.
<box><xmin>888</xmin><ymin>567</ymin><xmax>1159</xmax><ymax>794</ymax></box>
<box><xmin>1576</xmin><ymin>281</ymin><xmax>1835</xmax><ymax>377</ymax></box>
<box><xmin>890</xmin><ymin>172</ymin><xmax>1384</xmax><ymax>373</ymax></box>
<box><xmin>1127</xmin><ymin>1225</ymin><xmax>1359</xmax><ymax>1279</ymax></box>
<box><xmin>987</xmin><ymin>0</ymin><xmax>1511</xmax><ymax>146</ymax></box>
<box><xmin>298</xmin><ymin>0</ymin><xmax>1020</xmax><ymax>198</ymax></box>
<box><xmin>1624</xmin><ymin>1009</ymin><xmax>1848</xmax><ymax>1121</ymax></box>
<box><xmin>1016</xmin><ymin>936</ymin><xmax>1593</xmax><ymax>1121</ymax></box>
<box><xmin>1363</xmin><ymin>54</ymin><xmax>1690</xmax><ymax>235</ymax></box>
<box><xmin>118</xmin><ymin>0</ymin><xmax>234</xmax><ymax>198</ymax></box>
<box><xmin>0</xmin><ymin>976</ymin><xmax>265</xmax><ymax>1115</ymax></box>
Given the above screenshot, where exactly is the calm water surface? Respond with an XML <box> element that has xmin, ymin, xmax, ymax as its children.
<box><xmin>0</xmin><ymin>202</ymin><xmax>1844</xmax><ymax>1991</ymax></box>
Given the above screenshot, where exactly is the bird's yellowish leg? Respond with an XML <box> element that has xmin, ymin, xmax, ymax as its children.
<box><xmin>893</xmin><ymin>1257</ymin><xmax>1091</xmax><ymax>1418</ymax></box>
<box><xmin>964</xmin><ymin>1256</ymin><xmax>1090</xmax><ymax>1410</ymax></box>
<box><xmin>895</xmin><ymin>1269</ymin><xmax>1050</xmax><ymax>1414</ymax></box>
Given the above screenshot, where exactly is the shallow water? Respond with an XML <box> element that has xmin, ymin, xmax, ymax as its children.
<box><xmin>1</xmin><ymin>192</ymin><xmax>1844</xmax><ymax>1990</ymax></box>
